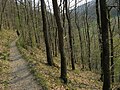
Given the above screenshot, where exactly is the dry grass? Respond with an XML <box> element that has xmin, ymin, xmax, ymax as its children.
<box><xmin>17</xmin><ymin>43</ymin><xmax>102</xmax><ymax>90</ymax></box>
<box><xmin>0</xmin><ymin>29</ymin><xmax>17</xmax><ymax>89</ymax></box>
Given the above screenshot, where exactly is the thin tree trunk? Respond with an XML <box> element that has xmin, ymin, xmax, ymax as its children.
<box><xmin>96</xmin><ymin>0</ymin><xmax>103</xmax><ymax>81</ymax></box>
<box><xmin>85</xmin><ymin>0</ymin><xmax>91</xmax><ymax>70</ymax></box>
<box><xmin>65</xmin><ymin>0</ymin><xmax>75</xmax><ymax>70</ymax></box>
<box><xmin>108</xmin><ymin>10</ymin><xmax>114</xmax><ymax>83</ymax></box>
<box><xmin>75</xmin><ymin>0</ymin><xmax>84</xmax><ymax>69</ymax></box>
<box><xmin>41</xmin><ymin>0</ymin><xmax>53</xmax><ymax>66</ymax></box>
<box><xmin>0</xmin><ymin>0</ymin><xmax>8</xmax><ymax>30</ymax></box>
<box><xmin>55</xmin><ymin>27</ymin><xmax>58</xmax><ymax>57</ymax></box>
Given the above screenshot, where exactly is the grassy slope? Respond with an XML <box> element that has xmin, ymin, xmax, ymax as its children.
<box><xmin>16</xmin><ymin>17</ymin><xmax>120</xmax><ymax>90</ymax></box>
<box><xmin>0</xmin><ymin>30</ymin><xmax>17</xmax><ymax>90</ymax></box>
<box><xmin>17</xmin><ymin>39</ymin><xmax>102</xmax><ymax>90</ymax></box>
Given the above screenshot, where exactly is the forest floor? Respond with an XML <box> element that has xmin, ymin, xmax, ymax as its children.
<box><xmin>0</xmin><ymin>30</ymin><xmax>43</xmax><ymax>90</ymax></box>
<box><xmin>0</xmin><ymin>30</ymin><xmax>16</xmax><ymax>90</ymax></box>
<box><xmin>1</xmin><ymin>30</ymin><xmax>119</xmax><ymax>90</ymax></box>
<box><xmin>17</xmin><ymin>39</ymin><xmax>103</xmax><ymax>90</ymax></box>
<box><xmin>8</xmin><ymin>40</ymin><xmax>42</xmax><ymax>90</ymax></box>
<box><xmin>1</xmin><ymin>30</ymin><xmax>115</xmax><ymax>90</ymax></box>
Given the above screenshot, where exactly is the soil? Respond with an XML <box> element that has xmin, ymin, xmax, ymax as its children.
<box><xmin>8</xmin><ymin>40</ymin><xmax>42</xmax><ymax>90</ymax></box>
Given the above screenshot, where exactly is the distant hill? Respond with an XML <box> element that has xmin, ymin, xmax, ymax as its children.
<box><xmin>72</xmin><ymin>0</ymin><xmax>119</xmax><ymax>19</ymax></box>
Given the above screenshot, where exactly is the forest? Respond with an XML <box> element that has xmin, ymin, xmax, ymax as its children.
<box><xmin>0</xmin><ymin>0</ymin><xmax>120</xmax><ymax>90</ymax></box>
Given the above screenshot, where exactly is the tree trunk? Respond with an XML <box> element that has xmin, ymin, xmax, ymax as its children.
<box><xmin>96</xmin><ymin>0</ymin><xmax>103</xmax><ymax>81</ymax></box>
<box><xmin>41</xmin><ymin>0</ymin><xmax>53</xmax><ymax>66</ymax></box>
<box><xmin>100</xmin><ymin>0</ymin><xmax>110</xmax><ymax>89</ymax></box>
<box><xmin>85</xmin><ymin>0</ymin><xmax>91</xmax><ymax>71</ymax></box>
<box><xmin>52</xmin><ymin>0</ymin><xmax>67</xmax><ymax>83</ymax></box>
<box><xmin>65</xmin><ymin>0</ymin><xmax>75</xmax><ymax>70</ymax></box>
<box><xmin>75</xmin><ymin>0</ymin><xmax>84</xmax><ymax>69</ymax></box>
<box><xmin>108</xmin><ymin>10</ymin><xmax>114</xmax><ymax>83</ymax></box>
<box><xmin>0</xmin><ymin>0</ymin><xmax>8</xmax><ymax>30</ymax></box>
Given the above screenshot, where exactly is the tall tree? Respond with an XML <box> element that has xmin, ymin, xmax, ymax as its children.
<box><xmin>108</xmin><ymin>9</ymin><xmax>115</xmax><ymax>83</ymax></box>
<box><xmin>85</xmin><ymin>0</ymin><xmax>91</xmax><ymax>70</ymax></box>
<box><xmin>52</xmin><ymin>0</ymin><xmax>67</xmax><ymax>83</ymax></box>
<box><xmin>100</xmin><ymin>0</ymin><xmax>110</xmax><ymax>89</ymax></box>
<box><xmin>65</xmin><ymin>0</ymin><xmax>75</xmax><ymax>70</ymax></box>
<box><xmin>41</xmin><ymin>0</ymin><xmax>53</xmax><ymax>66</ymax></box>
<box><xmin>75</xmin><ymin>0</ymin><xmax>84</xmax><ymax>69</ymax></box>
<box><xmin>96</xmin><ymin>0</ymin><xmax>103</xmax><ymax>81</ymax></box>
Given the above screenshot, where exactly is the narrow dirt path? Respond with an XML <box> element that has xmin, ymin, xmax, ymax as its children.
<box><xmin>8</xmin><ymin>40</ymin><xmax>42</xmax><ymax>90</ymax></box>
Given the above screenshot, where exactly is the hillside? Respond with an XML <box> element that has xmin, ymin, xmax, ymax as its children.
<box><xmin>73</xmin><ymin>0</ymin><xmax>119</xmax><ymax>19</ymax></box>
<box><xmin>17</xmin><ymin>41</ymin><xmax>103</xmax><ymax>90</ymax></box>
<box><xmin>0</xmin><ymin>0</ymin><xmax>120</xmax><ymax>90</ymax></box>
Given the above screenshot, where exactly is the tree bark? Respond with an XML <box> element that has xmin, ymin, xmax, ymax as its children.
<box><xmin>108</xmin><ymin>10</ymin><xmax>114</xmax><ymax>83</ymax></box>
<box><xmin>41</xmin><ymin>0</ymin><xmax>53</xmax><ymax>66</ymax></box>
<box><xmin>65</xmin><ymin>0</ymin><xmax>75</xmax><ymax>70</ymax></box>
<box><xmin>52</xmin><ymin>0</ymin><xmax>67</xmax><ymax>83</ymax></box>
<box><xmin>100</xmin><ymin>0</ymin><xmax>110</xmax><ymax>89</ymax></box>
<box><xmin>85</xmin><ymin>0</ymin><xmax>91</xmax><ymax>70</ymax></box>
<box><xmin>96</xmin><ymin>0</ymin><xmax>103</xmax><ymax>81</ymax></box>
<box><xmin>0</xmin><ymin>0</ymin><xmax>8</xmax><ymax>30</ymax></box>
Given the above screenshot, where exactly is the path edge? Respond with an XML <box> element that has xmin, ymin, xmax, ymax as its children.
<box><xmin>16</xmin><ymin>39</ymin><xmax>49</xmax><ymax>90</ymax></box>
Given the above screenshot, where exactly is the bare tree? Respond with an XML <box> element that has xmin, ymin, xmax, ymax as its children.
<box><xmin>75</xmin><ymin>0</ymin><xmax>84</xmax><ymax>69</ymax></box>
<box><xmin>41</xmin><ymin>0</ymin><xmax>53</xmax><ymax>66</ymax></box>
<box><xmin>100</xmin><ymin>0</ymin><xmax>110</xmax><ymax>89</ymax></box>
<box><xmin>65</xmin><ymin>0</ymin><xmax>75</xmax><ymax>70</ymax></box>
<box><xmin>96</xmin><ymin>0</ymin><xmax>104</xmax><ymax>81</ymax></box>
<box><xmin>52</xmin><ymin>0</ymin><xmax>67</xmax><ymax>83</ymax></box>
